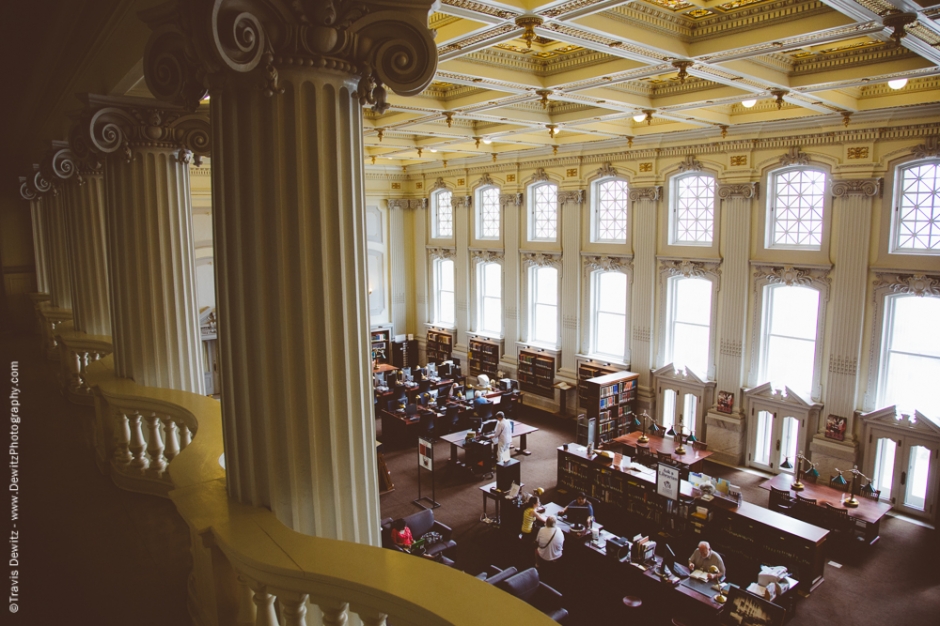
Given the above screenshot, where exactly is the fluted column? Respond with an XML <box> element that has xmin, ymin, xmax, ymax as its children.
<box><xmin>629</xmin><ymin>186</ymin><xmax>661</xmax><ymax>403</ymax></box>
<box><xmin>141</xmin><ymin>0</ymin><xmax>438</xmax><ymax>541</ymax></box>
<box><xmin>42</xmin><ymin>187</ymin><xmax>73</xmax><ymax>310</ymax></box>
<box><xmin>454</xmin><ymin>194</ymin><xmax>472</xmax><ymax>352</ymax></box>
<box><xmin>28</xmin><ymin>198</ymin><xmax>50</xmax><ymax>294</ymax></box>
<box><xmin>64</xmin><ymin>172</ymin><xmax>112</xmax><ymax>336</ymax></box>
<box><xmin>822</xmin><ymin>179</ymin><xmax>880</xmax><ymax>440</ymax></box>
<box><xmin>559</xmin><ymin>190</ymin><xmax>584</xmax><ymax>378</ymax></box>
<box><xmin>75</xmin><ymin>94</ymin><xmax>208</xmax><ymax>393</ymax></box>
<box><xmin>501</xmin><ymin>193</ymin><xmax>522</xmax><ymax>367</ymax></box>
<box><xmin>388</xmin><ymin>201</ymin><xmax>408</xmax><ymax>333</ymax></box>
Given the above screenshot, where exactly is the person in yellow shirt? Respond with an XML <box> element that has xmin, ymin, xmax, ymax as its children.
<box><xmin>521</xmin><ymin>495</ymin><xmax>547</xmax><ymax>535</ymax></box>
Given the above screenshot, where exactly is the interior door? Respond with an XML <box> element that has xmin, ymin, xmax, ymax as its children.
<box><xmin>870</xmin><ymin>430</ymin><xmax>938</xmax><ymax>521</ymax></box>
<box><xmin>749</xmin><ymin>410</ymin><xmax>802</xmax><ymax>474</ymax></box>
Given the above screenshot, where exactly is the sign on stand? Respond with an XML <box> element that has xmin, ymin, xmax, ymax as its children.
<box><xmin>414</xmin><ymin>437</ymin><xmax>440</xmax><ymax>509</ymax></box>
<box><xmin>657</xmin><ymin>463</ymin><xmax>680</xmax><ymax>501</ymax></box>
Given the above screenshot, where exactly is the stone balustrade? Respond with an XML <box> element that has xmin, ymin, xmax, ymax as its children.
<box><xmin>81</xmin><ymin>355</ymin><xmax>553</xmax><ymax>625</ymax></box>
<box><xmin>54</xmin><ymin>321</ymin><xmax>112</xmax><ymax>405</ymax></box>
<box><xmin>36</xmin><ymin>302</ymin><xmax>72</xmax><ymax>360</ymax></box>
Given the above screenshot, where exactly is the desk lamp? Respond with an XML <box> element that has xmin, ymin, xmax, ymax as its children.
<box><xmin>710</xmin><ymin>566</ymin><xmax>727</xmax><ymax>603</ymax></box>
<box><xmin>836</xmin><ymin>465</ymin><xmax>872</xmax><ymax>508</ymax></box>
<box><xmin>791</xmin><ymin>452</ymin><xmax>818</xmax><ymax>491</ymax></box>
<box><xmin>674</xmin><ymin>414</ymin><xmax>688</xmax><ymax>456</ymax></box>
<box><xmin>636</xmin><ymin>411</ymin><xmax>659</xmax><ymax>444</ymax></box>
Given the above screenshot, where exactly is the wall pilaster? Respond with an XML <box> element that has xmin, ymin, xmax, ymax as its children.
<box><xmin>628</xmin><ymin>186</ymin><xmax>661</xmax><ymax>408</ymax></box>
<box><xmin>501</xmin><ymin>193</ymin><xmax>523</xmax><ymax>367</ymax></box>
<box><xmin>559</xmin><ymin>190</ymin><xmax>584</xmax><ymax>378</ymax></box>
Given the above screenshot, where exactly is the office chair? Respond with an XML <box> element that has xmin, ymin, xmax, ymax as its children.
<box><xmin>470</xmin><ymin>416</ymin><xmax>483</xmax><ymax>432</ymax></box>
<box><xmin>419</xmin><ymin>413</ymin><xmax>436</xmax><ymax>440</ymax></box>
<box><xmin>445</xmin><ymin>405</ymin><xmax>460</xmax><ymax>434</ymax></box>
<box><xmin>387</xmin><ymin>399</ymin><xmax>402</xmax><ymax>412</ymax></box>
<box><xmin>476</xmin><ymin>400</ymin><xmax>494</xmax><ymax>421</ymax></box>
<box><xmin>417</xmin><ymin>379</ymin><xmax>431</xmax><ymax>393</ymax></box>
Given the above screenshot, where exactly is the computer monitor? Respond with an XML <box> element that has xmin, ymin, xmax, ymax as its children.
<box><xmin>374</xmin><ymin>372</ymin><xmax>386</xmax><ymax>386</ymax></box>
<box><xmin>429</xmin><ymin>389</ymin><xmax>439</xmax><ymax>401</ymax></box>
<box><xmin>439</xmin><ymin>383</ymin><xmax>453</xmax><ymax>399</ymax></box>
<box><xmin>660</xmin><ymin>542</ymin><xmax>682</xmax><ymax>577</ymax></box>
<box><xmin>403</xmin><ymin>367</ymin><xmax>413</xmax><ymax>382</ymax></box>
<box><xmin>427</xmin><ymin>362</ymin><xmax>438</xmax><ymax>378</ymax></box>
<box><xmin>465</xmin><ymin>389</ymin><xmax>475</xmax><ymax>402</ymax></box>
<box><xmin>566</xmin><ymin>505</ymin><xmax>590</xmax><ymax>528</ymax></box>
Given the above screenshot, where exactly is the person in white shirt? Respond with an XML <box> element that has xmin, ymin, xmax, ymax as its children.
<box><xmin>493</xmin><ymin>411</ymin><xmax>512</xmax><ymax>463</ymax></box>
<box><xmin>535</xmin><ymin>516</ymin><xmax>564</xmax><ymax>580</ymax></box>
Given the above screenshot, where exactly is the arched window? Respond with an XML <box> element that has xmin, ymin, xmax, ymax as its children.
<box><xmin>528</xmin><ymin>182</ymin><xmax>558</xmax><ymax>242</ymax></box>
<box><xmin>671</xmin><ymin>173</ymin><xmax>715</xmax><ymax>244</ymax></box>
<box><xmin>432</xmin><ymin>258</ymin><xmax>455</xmax><ymax>326</ymax></box>
<box><xmin>593</xmin><ymin>178</ymin><xmax>628</xmax><ymax>243</ymax></box>
<box><xmin>767</xmin><ymin>168</ymin><xmax>826</xmax><ymax>249</ymax></box>
<box><xmin>431</xmin><ymin>189</ymin><xmax>453</xmax><ymax>239</ymax></box>
<box><xmin>664</xmin><ymin>276</ymin><xmax>712</xmax><ymax>378</ymax></box>
<box><xmin>759</xmin><ymin>284</ymin><xmax>820</xmax><ymax>395</ymax></box>
<box><xmin>477</xmin><ymin>262</ymin><xmax>502</xmax><ymax>336</ymax></box>
<box><xmin>530</xmin><ymin>265</ymin><xmax>559</xmax><ymax>346</ymax></box>
<box><xmin>591</xmin><ymin>271</ymin><xmax>627</xmax><ymax>360</ymax></box>
<box><xmin>476</xmin><ymin>186</ymin><xmax>501</xmax><ymax>239</ymax></box>
<box><xmin>893</xmin><ymin>160</ymin><xmax>940</xmax><ymax>253</ymax></box>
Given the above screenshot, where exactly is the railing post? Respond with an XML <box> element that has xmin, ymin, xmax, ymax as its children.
<box><xmin>352</xmin><ymin>606</ymin><xmax>388</xmax><ymax>626</ymax></box>
<box><xmin>127</xmin><ymin>411</ymin><xmax>148</xmax><ymax>470</ymax></box>
<box><xmin>145</xmin><ymin>412</ymin><xmax>166</xmax><ymax>474</ymax></box>
<box><xmin>161</xmin><ymin>415</ymin><xmax>180</xmax><ymax>462</ymax></box>
<box><xmin>313</xmin><ymin>597</ymin><xmax>348</xmax><ymax>626</ymax></box>
<box><xmin>248</xmin><ymin>582</ymin><xmax>279</xmax><ymax>626</ymax></box>
<box><xmin>276</xmin><ymin>591</ymin><xmax>309</xmax><ymax>626</ymax></box>
<box><xmin>114</xmin><ymin>411</ymin><xmax>132</xmax><ymax>465</ymax></box>
<box><xmin>236</xmin><ymin>575</ymin><xmax>256</xmax><ymax>626</ymax></box>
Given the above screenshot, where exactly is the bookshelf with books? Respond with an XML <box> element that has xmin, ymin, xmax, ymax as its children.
<box><xmin>582</xmin><ymin>371</ymin><xmax>639</xmax><ymax>444</ymax></box>
<box><xmin>517</xmin><ymin>348</ymin><xmax>555</xmax><ymax>399</ymax></box>
<box><xmin>426</xmin><ymin>329</ymin><xmax>453</xmax><ymax>364</ymax></box>
<box><xmin>468</xmin><ymin>336</ymin><xmax>500</xmax><ymax>379</ymax></box>
<box><xmin>577</xmin><ymin>360</ymin><xmax>621</xmax><ymax>409</ymax></box>
<box><xmin>370</xmin><ymin>328</ymin><xmax>391</xmax><ymax>365</ymax></box>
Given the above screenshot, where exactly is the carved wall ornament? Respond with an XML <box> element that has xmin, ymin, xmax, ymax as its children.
<box><xmin>529</xmin><ymin>168</ymin><xmax>551</xmax><ymax>184</ymax></box>
<box><xmin>583</xmin><ymin>255</ymin><xmax>632</xmax><ymax>273</ymax></box>
<box><xmin>139</xmin><ymin>1</ymin><xmax>439</xmax><ymax>114</ymax></box>
<box><xmin>387</xmin><ymin>198</ymin><xmax>426</xmax><ymax>210</ymax></box>
<box><xmin>831</xmin><ymin>178</ymin><xmax>882</xmax><ymax>198</ymax></box>
<box><xmin>717</xmin><ymin>183</ymin><xmax>759</xmax><ymax>199</ymax></box>
<box><xmin>471</xmin><ymin>249</ymin><xmax>504</xmax><ymax>263</ymax></box>
<box><xmin>873</xmin><ymin>273</ymin><xmax>940</xmax><ymax>298</ymax></box>
<box><xmin>476</xmin><ymin>173</ymin><xmax>496</xmax><ymax>188</ymax></box>
<box><xmin>558</xmin><ymin>190</ymin><xmax>585</xmax><ymax>205</ymax></box>
<box><xmin>911</xmin><ymin>137</ymin><xmax>940</xmax><ymax>159</ymax></box>
<box><xmin>730</xmin><ymin>155</ymin><xmax>747</xmax><ymax>167</ymax></box>
<box><xmin>753</xmin><ymin>264</ymin><xmax>831</xmax><ymax>288</ymax></box>
<box><xmin>677</xmin><ymin>154</ymin><xmax>703</xmax><ymax>172</ymax></box>
<box><xmin>451</xmin><ymin>195</ymin><xmax>472</xmax><ymax>209</ymax></box>
<box><xmin>639</xmin><ymin>163</ymin><xmax>652</xmax><ymax>172</ymax></box>
<box><xmin>200</xmin><ymin>311</ymin><xmax>218</xmax><ymax>338</ymax></box>
<box><xmin>828</xmin><ymin>354</ymin><xmax>858</xmax><ymax>377</ymax></box>
<box><xmin>427</xmin><ymin>246</ymin><xmax>456</xmax><ymax>260</ymax></box>
<box><xmin>429</xmin><ymin>177</ymin><xmax>448</xmax><ymax>191</ymax></box>
<box><xmin>521</xmin><ymin>251</ymin><xmax>561</xmax><ymax>268</ymax></box>
<box><xmin>779</xmin><ymin>147</ymin><xmax>810</xmax><ymax>166</ymax></box>
<box><xmin>629</xmin><ymin>186</ymin><xmax>662</xmax><ymax>201</ymax></box>
<box><xmin>660</xmin><ymin>259</ymin><xmax>721</xmax><ymax>280</ymax></box>
<box><xmin>499</xmin><ymin>193</ymin><xmax>523</xmax><ymax>208</ymax></box>
<box><xmin>591</xmin><ymin>162</ymin><xmax>616</xmax><ymax>179</ymax></box>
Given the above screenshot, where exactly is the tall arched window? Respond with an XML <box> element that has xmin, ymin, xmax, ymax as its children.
<box><xmin>767</xmin><ymin>168</ymin><xmax>826</xmax><ymax>249</ymax></box>
<box><xmin>477</xmin><ymin>262</ymin><xmax>502</xmax><ymax>336</ymax></box>
<box><xmin>528</xmin><ymin>183</ymin><xmax>558</xmax><ymax>242</ymax></box>
<box><xmin>878</xmin><ymin>294</ymin><xmax>940</xmax><ymax>417</ymax></box>
<box><xmin>893</xmin><ymin>160</ymin><xmax>940</xmax><ymax>253</ymax></box>
<box><xmin>432</xmin><ymin>258</ymin><xmax>455</xmax><ymax>326</ymax></box>
<box><xmin>593</xmin><ymin>178</ymin><xmax>628</xmax><ymax>243</ymax></box>
<box><xmin>665</xmin><ymin>276</ymin><xmax>712</xmax><ymax>378</ymax></box>
<box><xmin>671</xmin><ymin>173</ymin><xmax>715</xmax><ymax>244</ymax></box>
<box><xmin>432</xmin><ymin>189</ymin><xmax>453</xmax><ymax>239</ymax></box>
<box><xmin>759</xmin><ymin>284</ymin><xmax>820</xmax><ymax>395</ymax></box>
<box><xmin>591</xmin><ymin>271</ymin><xmax>627</xmax><ymax>360</ymax></box>
<box><xmin>530</xmin><ymin>265</ymin><xmax>559</xmax><ymax>346</ymax></box>
<box><xmin>476</xmin><ymin>186</ymin><xmax>501</xmax><ymax>239</ymax></box>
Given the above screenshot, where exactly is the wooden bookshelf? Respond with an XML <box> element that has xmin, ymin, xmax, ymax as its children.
<box><xmin>391</xmin><ymin>338</ymin><xmax>418</xmax><ymax>368</ymax></box>
<box><xmin>517</xmin><ymin>349</ymin><xmax>555</xmax><ymax>399</ymax></box>
<box><xmin>426</xmin><ymin>329</ymin><xmax>453</xmax><ymax>364</ymax></box>
<box><xmin>577</xmin><ymin>360</ymin><xmax>619</xmax><ymax>409</ymax></box>
<box><xmin>581</xmin><ymin>371</ymin><xmax>639</xmax><ymax>444</ymax></box>
<box><xmin>370</xmin><ymin>328</ymin><xmax>391</xmax><ymax>365</ymax></box>
<box><xmin>468</xmin><ymin>337</ymin><xmax>500</xmax><ymax>379</ymax></box>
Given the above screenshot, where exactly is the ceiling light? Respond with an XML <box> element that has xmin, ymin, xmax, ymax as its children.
<box><xmin>633</xmin><ymin>113</ymin><xmax>646</xmax><ymax>122</ymax></box>
<box><xmin>741</xmin><ymin>99</ymin><xmax>757</xmax><ymax>108</ymax></box>
<box><xmin>888</xmin><ymin>78</ymin><xmax>908</xmax><ymax>90</ymax></box>
<box><xmin>482</xmin><ymin>138</ymin><xmax>492</xmax><ymax>144</ymax></box>
<box><xmin>430</xmin><ymin>148</ymin><xmax>438</xmax><ymax>153</ymax></box>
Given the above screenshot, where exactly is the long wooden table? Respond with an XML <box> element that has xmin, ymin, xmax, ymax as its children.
<box><xmin>612</xmin><ymin>431</ymin><xmax>714</xmax><ymax>472</ymax></box>
<box><xmin>759</xmin><ymin>473</ymin><xmax>893</xmax><ymax>545</ymax></box>
<box><xmin>440</xmin><ymin>420</ymin><xmax>539</xmax><ymax>461</ymax></box>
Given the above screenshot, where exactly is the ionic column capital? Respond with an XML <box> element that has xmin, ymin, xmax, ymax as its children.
<box><xmin>140</xmin><ymin>0</ymin><xmax>439</xmax><ymax>113</ymax></box>
<box><xmin>629</xmin><ymin>186</ymin><xmax>662</xmax><ymax>202</ymax></box>
<box><xmin>831</xmin><ymin>178</ymin><xmax>882</xmax><ymax>198</ymax></box>
<box><xmin>39</xmin><ymin>141</ymin><xmax>80</xmax><ymax>186</ymax></box>
<box><xmin>74</xmin><ymin>94</ymin><xmax>210</xmax><ymax>164</ymax></box>
<box><xmin>20</xmin><ymin>164</ymin><xmax>54</xmax><ymax>200</ymax></box>
<box><xmin>717</xmin><ymin>182</ymin><xmax>759</xmax><ymax>200</ymax></box>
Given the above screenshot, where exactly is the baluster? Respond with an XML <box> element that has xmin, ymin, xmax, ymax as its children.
<box><xmin>179</xmin><ymin>423</ymin><xmax>193</xmax><ymax>450</ymax></box>
<box><xmin>353</xmin><ymin>607</ymin><xmax>388</xmax><ymax>626</ymax></box>
<box><xmin>236</xmin><ymin>576</ymin><xmax>256</xmax><ymax>626</ymax></box>
<box><xmin>113</xmin><ymin>411</ymin><xmax>132</xmax><ymax>464</ymax></box>
<box><xmin>161</xmin><ymin>415</ymin><xmax>180</xmax><ymax>462</ymax></box>
<box><xmin>249</xmin><ymin>583</ymin><xmax>279</xmax><ymax>626</ymax></box>
<box><xmin>277</xmin><ymin>592</ymin><xmax>309</xmax><ymax>626</ymax></box>
<box><xmin>315</xmin><ymin>598</ymin><xmax>348</xmax><ymax>626</ymax></box>
<box><xmin>127</xmin><ymin>411</ymin><xmax>149</xmax><ymax>469</ymax></box>
<box><xmin>145</xmin><ymin>412</ymin><xmax>166</xmax><ymax>473</ymax></box>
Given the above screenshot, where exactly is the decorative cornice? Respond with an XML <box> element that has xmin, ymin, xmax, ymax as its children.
<box><xmin>451</xmin><ymin>195</ymin><xmax>472</xmax><ymax>209</ymax></box>
<box><xmin>873</xmin><ymin>273</ymin><xmax>940</xmax><ymax>298</ymax></box>
<box><xmin>387</xmin><ymin>198</ymin><xmax>426</xmax><ymax>210</ymax></box>
<box><xmin>558</xmin><ymin>190</ymin><xmax>585</xmax><ymax>205</ymax></box>
<box><xmin>583</xmin><ymin>255</ymin><xmax>632</xmax><ymax>273</ymax></box>
<box><xmin>677</xmin><ymin>154</ymin><xmax>704</xmax><ymax>172</ymax></box>
<box><xmin>629</xmin><ymin>186</ymin><xmax>662</xmax><ymax>202</ymax></box>
<box><xmin>911</xmin><ymin>137</ymin><xmax>940</xmax><ymax>159</ymax></box>
<box><xmin>521</xmin><ymin>251</ymin><xmax>562</xmax><ymax>269</ymax></box>
<box><xmin>779</xmin><ymin>146</ymin><xmax>810</xmax><ymax>166</ymax></box>
<box><xmin>831</xmin><ymin>178</ymin><xmax>882</xmax><ymax>198</ymax></box>
<box><xmin>717</xmin><ymin>183</ymin><xmax>759</xmax><ymax>199</ymax></box>
<box><xmin>753</xmin><ymin>264</ymin><xmax>831</xmax><ymax>288</ymax></box>
<box><xmin>139</xmin><ymin>0</ymin><xmax>438</xmax><ymax>114</ymax></box>
<box><xmin>427</xmin><ymin>246</ymin><xmax>456</xmax><ymax>260</ymax></box>
<box><xmin>499</xmin><ymin>192</ymin><xmax>523</xmax><ymax>208</ymax></box>
<box><xmin>470</xmin><ymin>248</ymin><xmax>504</xmax><ymax>263</ymax></box>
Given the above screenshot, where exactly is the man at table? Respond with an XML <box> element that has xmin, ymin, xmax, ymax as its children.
<box><xmin>493</xmin><ymin>411</ymin><xmax>512</xmax><ymax>463</ymax></box>
<box><xmin>560</xmin><ymin>492</ymin><xmax>594</xmax><ymax>519</ymax></box>
<box><xmin>473</xmin><ymin>390</ymin><xmax>490</xmax><ymax>413</ymax></box>
<box><xmin>689</xmin><ymin>541</ymin><xmax>725</xmax><ymax>581</ymax></box>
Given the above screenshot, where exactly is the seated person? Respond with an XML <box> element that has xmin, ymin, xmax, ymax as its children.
<box><xmin>688</xmin><ymin>541</ymin><xmax>725</xmax><ymax>581</ymax></box>
<box><xmin>560</xmin><ymin>492</ymin><xmax>594</xmax><ymax>519</ymax></box>
<box><xmin>521</xmin><ymin>495</ymin><xmax>547</xmax><ymax>536</ymax></box>
<box><xmin>473</xmin><ymin>390</ymin><xmax>490</xmax><ymax>412</ymax></box>
<box><xmin>391</xmin><ymin>518</ymin><xmax>413</xmax><ymax>550</ymax></box>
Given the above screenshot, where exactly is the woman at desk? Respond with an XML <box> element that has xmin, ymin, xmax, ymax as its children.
<box><xmin>521</xmin><ymin>495</ymin><xmax>547</xmax><ymax>536</ymax></box>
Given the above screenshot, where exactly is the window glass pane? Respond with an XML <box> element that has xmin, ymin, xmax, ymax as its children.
<box><xmin>597</xmin><ymin>312</ymin><xmax>625</xmax><ymax>355</ymax></box>
<box><xmin>754</xmin><ymin>411</ymin><xmax>774</xmax><ymax>466</ymax></box>
<box><xmin>440</xmin><ymin>291</ymin><xmax>455</xmax><ymax>325</ymax></box>
<box><xmin>532</xmin><ymin>184</ymin><xmax>558</xmax><ymax>240</ymax></box>
<box><xmin>596</xmin><ymin>179</ymin><xmax>628</xmax><ymax>241</ymax></box>
<box><xmin>682</xmin><ymin>394</ymin><xmax>697</xmax><ymax>436</ymax></box>
<box><xmin>674</xmin><ymin>278</ymin><xmax>711</xmax><ymax>325</ymax></box>
<box><xmin>439</xmin><ymin>259</ymin><xmax>454</xmax><ymax>292</ymax></box>
<box><xmin>674</xmin><ymin>322</ymin><xmax>710</xmax><ymax>377</ymax></box>
<box><xmin>597</xmin><ymin>272</ymin><xmax>627</xmax><ymax>313</ymax></box>
<box><xmin>482</xmin><ymin>298</ymin><xmax>501</xmax><ymax>334</ymax></box>
<box><xmin>769</xmin><ymin>286</ymin><xmax>819</xmax><ymax>340</ymax></box>
<box><xmin>873</xmin><ymin>437</ymin><xmax>896</xmax><ymax>502</ymax></box>
<box><xmin>483</xmin><ymin>263</ymin><xmax>501</xmax><ymax>298</ymax></box>
<box><xmin>883</xmin><ymin>352</ymin><xmax>940</xmax><ymax>417</ymax></box>
<box><xmin>480</xmin><ymin>187</ymin><xmax>501</xmax><ymax>238</ymax></box>
<box><xmin>905</xmin><ymin>445</ymin><xmax>931</xmax><ymax>511</ymax></box>
<box><xmin>535</xmin><ymin>267</ymin><xmax>558</xmax><ymax>305</ymax></box>
<box><xmin>668</xmin><ymin>277</ymin><xmax>711</xmax><ymax>377</ymax></box>
<box><xmin>766</xmin><ymin>335</ymin><xmax>815</xmax><ymax>394</ymax></box>
<box><xmin>534</xmin><ymin>304</ymin><xmax>557</xmax><ymax>344</ymax></box>
<box><xmin>662</xmin><ymin>389</ymin><xmax>676</xmax><ymax>431</ymax></box>
<box><xmin>675</xmin><ymin>175</ymin><xmax>715</xmax><ymax>243</ymax></box>
<box><xmin>897</xmin><ymin>163</ymin><xmax>940</xmax><ymax>251</ymax></box>
<box><xmin>772</xmin><ymin>169</ymin><xmax>825</xmax><ymax>247</ymax></box>
<box><xmin>883</xmin><ymin>296</ymin><xmax>940</xmax><ymax>417</ymax></box>
<box><xmin>436</xmin><ymin>191</ymin><xmax>453</xmax><ymax>238</ymax></box>
<box><xmin>779</xmin><ymin>416</ymin><xmax>799</xmax><ymax>471</ymax></box>
<box><xmin>890</xmin><ymin>296</ymin><xmax>940</xmax><ymax>357</ymax></box>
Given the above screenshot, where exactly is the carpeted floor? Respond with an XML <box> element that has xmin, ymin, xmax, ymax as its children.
<box><xmin>378</xmin><ymin>403</ymin><xmax>940</xmax><ymax>625</ymax></box>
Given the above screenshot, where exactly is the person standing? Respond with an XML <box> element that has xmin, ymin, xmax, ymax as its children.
<box><xmin>493</xmin><ymin>411</ymin><xmax>512</xmax><ymax>463</ymax></box>
<box><xmin>536</xmin><ymin>516</ymin><xmax>564</xmax><ymax>583</ymax></box>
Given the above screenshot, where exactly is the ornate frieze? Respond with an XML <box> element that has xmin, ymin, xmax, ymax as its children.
<box><xmin>140</xmin><ymin>0</ymin><xmax>438</xmax><ymax>114</ymax></box>
<box><xmin>779</xmin><ymin>146</ymin><xmax>810</xmax><ymax>166</ymax></box>
<box><xmin>912</xmin><ymin>137</ymin><xmax>940</xmax><ymax>159</ymax></box>
<box><xmin>717</xmin><ymin>183</ymin><xmax>759</xmax><ymax>199</ymax></box>
<box><xmin>558</xmin><ymin>190</ymin><xmax>585</xmax><ymax>204</ymax></box>
<box><xmin>752</xmin><ymin>264</ymin><xmax>830</xmax><ymax>289</ymax></box>
<box><xmin>660</xmin><ymin>259</ymin><xmax>721</xmax><ymax>280</ymax></box>
<box><xmin>499</xmin><ymin>193</ymin><xmax>523</xmax><ymax>208</ymax></box>
<box><xmin>595</xmin><ymin>162</ymin><xmax>618</xmax><ymax>178</ymax></box>
<box><xmin>873</xmin><ymin>273</ymin><xmax>940</xmax><ymax>298</ymax></box>
<box><xmin>471</xmin><ymin>249</ymin><xmax>504</xmax><ymax>263</ymax></box>
<box><xmin>427</xmin><ymin>246</ymin><xmax>456</xmax><ymax>260</ymax></box>
<box><xmin>451</xmin><ymin>195</ymin><xmax>472</xmax><ymax>209</ymax></box>
<box><xmin>521</xmin><ymin>251</ymin><xmax>562</xmax><ymax>268</ymax></box>
<box><xmin>677</xmin><ymin>154</ymin><xmax>703</xmax><ymax>172</ymax></box>
<box><xmin>387</xmin><ymin>198</ymin><xmax>427</xmax><ymax>210</ymax></box>
<box><xmin>828</xmin><ymin>354</ymin><xmax>858</xmax><ymax>377</ymax></box>
<box><xmin>629</xmin><ymin>186</ymin><xmax>662</xmax><ymax>201</ymax></box>
<box><xmin>583</xmin><ymin>255</ymin><xmax>632</xmax><ymax>273</ymax></box>
<box><xmin>831</xmin><ymin>178</ymin><xmax>882</xmax><ymax>198</ymax></box>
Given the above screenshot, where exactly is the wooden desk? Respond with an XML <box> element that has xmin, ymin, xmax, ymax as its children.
<box><xmin>542</xmin><ymin>502</ymin><xmax>603</xmax><ymax>537</ymax></box>
<box><xmin>372</xmin><ymin>363</ymin><xmax>399</xmax><ymax>375</ymax></box>
<box><xmin>479</xmin><ymin>481</ymin><xmax>522</xmax><ymax>526</ymax></box>
<box><xmin>440</xmin><ymin>421</ymin><xmax>540</xmax><ymax>462</ymax></box>
<box><xmin>759</xmin><ymin>474</ymin><xmax>892</xmax><ymax>545</ymax></box>
<box><xmin>613</xmin><ymin>432</ymin><xmax>714</xmax><ymax>472</ymax></box>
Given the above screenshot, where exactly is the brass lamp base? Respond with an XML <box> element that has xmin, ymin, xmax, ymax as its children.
<box><xmin>714</xmin><ymin>591</ymin><xmax>727</xmax><ymax>604</ymax></box>
<box><xmin>675</xmin><ymin>445</ymin><xmax>687</xmax><ymax>455</ymax></box>
<box><xmin>844</xmin><ymin>496</ymin><xmax>859</xmax><ymax>508</ymax></box>
<box><xmin>792</xmin><ymin>481</ymin><xmax>804</xmax><ymax>491</ymax></box>
<box><xmin>638</xmin><ymin>434</ymin><xmax>649</xmax><ymax>444</ymax></box>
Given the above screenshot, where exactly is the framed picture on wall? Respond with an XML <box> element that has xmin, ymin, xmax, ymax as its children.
<box><xmin>716</xmin><ymin>391</ymin><xmax>734</xmax><ymax>415</ymax></box>
<box><xmin>824</xmin><ymin>415</ymin><xmax>847</xmax><ymax>441</ymax></box>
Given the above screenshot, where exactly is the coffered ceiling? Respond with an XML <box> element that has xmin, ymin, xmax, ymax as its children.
<box><xmin>365</xmin><ymin>0</ymin><xmax>940</xmax><ymax>167</ymax></box>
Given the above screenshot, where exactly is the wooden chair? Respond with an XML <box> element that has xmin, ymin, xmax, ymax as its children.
<box><xmin>692</xmin><ymin>440</ymin><xmax>708</xmax><ymax>452</ymax></box>
<box><xmin>635</xmin><ymin>447</ymin><xmax>656</xmax><ymax>468</ymax></box>
<box><xmin>801</xmin><ymin>472</ymin><xmax>818</xmax><ymax>484</ymax></box>
<box><xmin>656</xmin><ymin>450</ymin><xmax>674</xmax><ymax>462</ymax></box>
<box><xmin>822</xmin><ymin>501</ymin><xmax>852</xmax><ymax>536</ymax></box>
<box><xmin>829</xmin><ymin>475</ymin><xmax>850</xmax><ymax>492</ymax></box>
<box><xmin>794</xmin><ymin>494</ymin><xmax>819</xmax><ymax>525</ymax></box>
<box><xmin>769</xmin><ymin>486</ymin><xmax>795</xmax><ymax>515</ymax></box>
<box><xmin>859</xmin><ymin>488</ymin><xmax>882</xmax><ymax>501</ymax></box>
